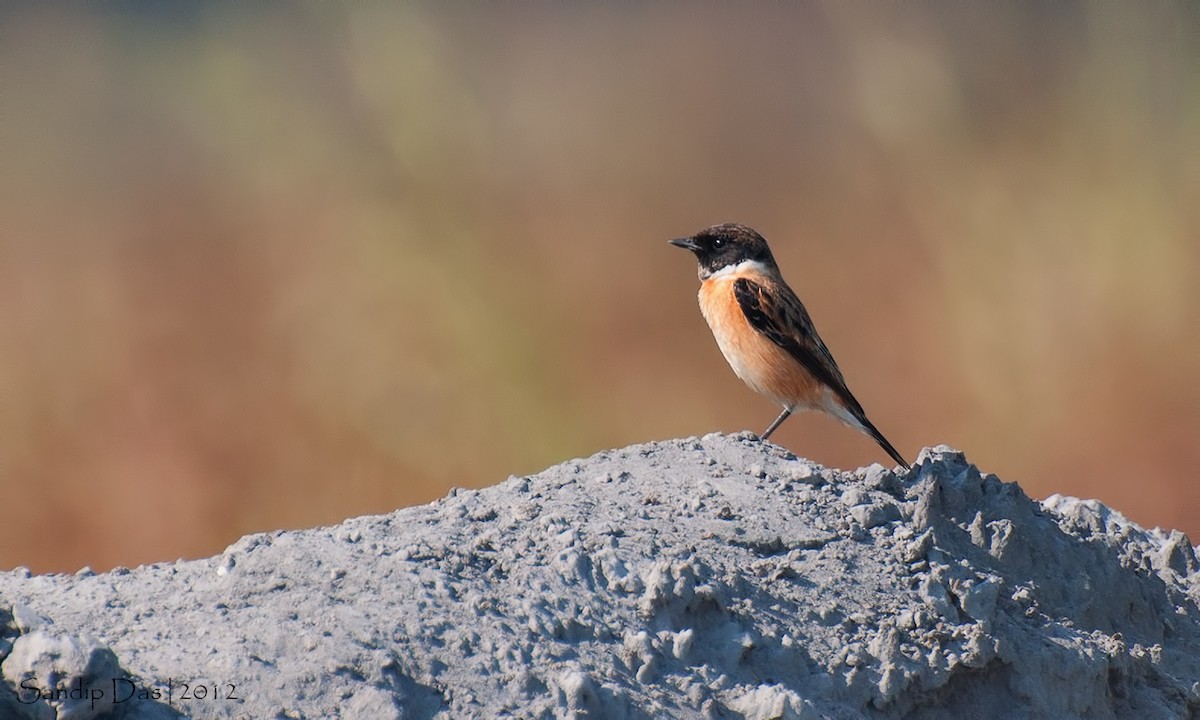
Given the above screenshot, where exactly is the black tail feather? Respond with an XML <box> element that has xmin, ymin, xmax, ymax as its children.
<box><xmin>860</xmin><ymin>417</ymin><xmax>909</xmax><ymax>470</ymax></box>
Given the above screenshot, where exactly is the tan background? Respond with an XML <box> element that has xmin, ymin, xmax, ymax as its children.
<box><xmin>1</xmin><ymin>4</ymin><xmax>1197</xmax><ymax>573</ymax></box>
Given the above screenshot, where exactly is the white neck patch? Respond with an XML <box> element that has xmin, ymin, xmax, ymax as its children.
<box><xmin>701</xmin><ymin>259</ymin><xmax>772</xmax><ymax>280</ymax></box>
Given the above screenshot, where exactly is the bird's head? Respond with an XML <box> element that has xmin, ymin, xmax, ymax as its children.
<box><xmin>669</xmin><ymin>223</ymin><xmax>778</xmax><ymax>280</ymax></box>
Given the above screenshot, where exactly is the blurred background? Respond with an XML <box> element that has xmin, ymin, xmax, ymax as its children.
<box><xmin>1</xmin><ymin>4</ymin><xmax>1197</xmax><ymax>573</ymax></box>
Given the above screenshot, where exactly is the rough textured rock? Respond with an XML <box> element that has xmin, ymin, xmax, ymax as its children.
<box><xmin>1</xmin><ymin>435</ymin><xmax>1198</xmax><ymax>719</ymax></box>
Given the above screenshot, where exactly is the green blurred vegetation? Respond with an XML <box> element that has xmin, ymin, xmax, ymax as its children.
<box><xmin>1</xmin><ymin>4</ymin><xmax>1197</xmax><ymax>572</ymax></box>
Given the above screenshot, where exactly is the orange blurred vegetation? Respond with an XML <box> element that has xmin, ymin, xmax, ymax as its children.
<box><xmin>1</xmin><ymin>4</ymin><xmax>1197</xmax><ymax>572</ymax></box>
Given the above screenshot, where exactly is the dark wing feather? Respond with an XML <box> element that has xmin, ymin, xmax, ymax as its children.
<box><xmin>732</xmin><ymin>277</ymin><xmax>860</xmax><ymax>413</ymax></box>
<box><xmin>733</xmin><ymin>277</ymin><xmax>909</xmax><ymax>468</ymax></box>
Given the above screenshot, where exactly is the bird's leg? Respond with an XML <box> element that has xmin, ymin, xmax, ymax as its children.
<box><xmin>758</xmin><ymin>408</ymin><xmax>792</xmax><ymax>441</ymax></box>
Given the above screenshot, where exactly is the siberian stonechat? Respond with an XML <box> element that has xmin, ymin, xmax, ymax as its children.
<box><xmin>670</xmin><ymin>223</ymin><xmax>909</xmax><ymax>469</ymax></box>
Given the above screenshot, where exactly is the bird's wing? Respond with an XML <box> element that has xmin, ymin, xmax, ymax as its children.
<box><xmin>733</xmin><ymin>277</ymin><xmax>909</xmax><ymax>468</ymax></box>
<box><xmin>732</xmin><ymin>277</ymin><xmax>861</xmax><ymax>414</ymax></box>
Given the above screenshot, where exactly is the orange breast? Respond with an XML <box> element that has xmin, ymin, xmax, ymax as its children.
<box><xmin>698</xmin><ymin>274</ymin><xmax>824</xmax><ymax>411</ymax></box>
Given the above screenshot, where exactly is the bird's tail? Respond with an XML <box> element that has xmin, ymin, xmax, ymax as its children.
<box><xmin>823</xmin><ymin>391</ymin><xmax>911</xmax><ymax>470</ymax></box>
<box><xmin>827</xmin><ymin>399</ymin><xmax>910</xmax><ymax>469</ymax></box>
<box><xmin>859</xmin><ymin>417</ymin><xmax>910</xmax><ymax>470</ymax></box>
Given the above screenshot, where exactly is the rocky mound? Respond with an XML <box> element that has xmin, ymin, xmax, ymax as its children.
<box><xmin>1</xmin><ymin>435</ymin><xmax>1198</xmax><ymax>719</ymax></box>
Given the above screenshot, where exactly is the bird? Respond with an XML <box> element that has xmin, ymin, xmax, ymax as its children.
<box><xmin>669</xmin><ymin>223</ymin><xmax>909</xmax><ymax>469</ymax></box>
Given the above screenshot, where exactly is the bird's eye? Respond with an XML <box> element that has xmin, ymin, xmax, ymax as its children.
<box><xmin>711</xmin><ymin>237</ymin><xmax>726</xmax><ymax>249</ymax></box>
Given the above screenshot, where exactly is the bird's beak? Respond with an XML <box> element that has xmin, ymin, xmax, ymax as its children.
<box><xmin>669</xmin><ymin>237</ymin><xmax>701</xmax><ymax>252</ymax></box>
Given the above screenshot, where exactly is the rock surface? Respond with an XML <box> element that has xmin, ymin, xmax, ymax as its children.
<box><xmin>1</xmin><ymin>434</ymin><xmax>1198</xmax><ymax>719</ymax></box>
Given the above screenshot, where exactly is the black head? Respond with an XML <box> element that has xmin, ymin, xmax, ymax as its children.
<box><xmin>669</xmin><ymin>223</ymin><xmax>778</xmax><ymax>279</ymax></box>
